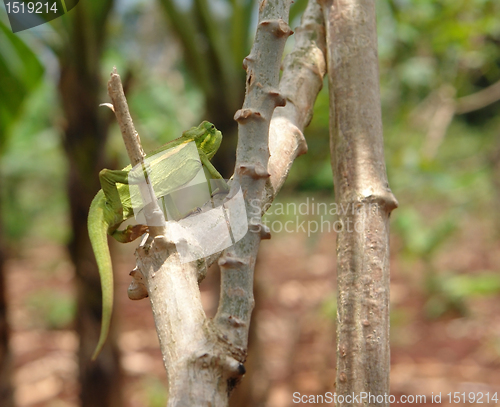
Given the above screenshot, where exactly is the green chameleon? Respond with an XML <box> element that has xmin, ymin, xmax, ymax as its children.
<box><xmin>87</xmin><ymin>121</ymin><xmax>225</xmax><ymax>360</ymax></box>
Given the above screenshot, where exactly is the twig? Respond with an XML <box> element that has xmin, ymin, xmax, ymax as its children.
<box><xmin>106</xmin><ymin>67</ymin><xmax>166</xmax><ymax>236</ymax></box>
<box><xmin>455</xmin><ymin>79</ymin><xmax>500</xmax><ymax>114</ymax></box>
<box><xmin>203</xmin><ymin>0</ymin><xmax>327</xmax><ymax>266</ymax></box>
<box><xmin>107</xmin><ymin>67</ymin><xmax>145</xmax><ymax>166</ymax></box>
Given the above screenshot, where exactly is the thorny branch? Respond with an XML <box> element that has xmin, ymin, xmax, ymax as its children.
<box><xmin>104</xmin><ymin>0</ymin><xmax>328</xmax><ymax>404</ymax></box>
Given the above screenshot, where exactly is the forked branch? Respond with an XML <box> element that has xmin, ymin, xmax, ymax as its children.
<box><xmin>108</xmin><ymin>1</ymin><xmax>329</xmax><ymax>405</ymax></box>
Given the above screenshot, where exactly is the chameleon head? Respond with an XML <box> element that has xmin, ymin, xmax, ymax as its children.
<box><xmin>195</xmin><ymin>121</ymin><xmax>222</xmax><ymax>160</ymax></box>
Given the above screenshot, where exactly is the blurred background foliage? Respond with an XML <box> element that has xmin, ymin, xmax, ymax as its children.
<box><xmin>4</xmin><ymin>0</ymin><xmax>498</xmax><ymax>243</ymax></box>
<box><xmin>1</xmin><ymin>0</ymin><xmax>500</xmax><ymax>404</ymax></box>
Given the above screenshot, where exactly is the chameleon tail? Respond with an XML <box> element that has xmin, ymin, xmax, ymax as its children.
<box><xmin>87</xmin><ymin>190</ymin><xmax>114</xmax><ymax>361</ymax></box>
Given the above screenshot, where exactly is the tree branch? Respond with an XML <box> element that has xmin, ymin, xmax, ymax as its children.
<box><xmin>128</xmin><ymin>1</ymin><xmax>294</xmax><ymax>404</ymax></box>
<box><xmin>202</xmin><ymin>0</ymin><xmax>327</xmax><ymax>264</ymax></box>
<box><xmin>213</xmin><ymin>0</ymin><xmax>293</xmax><ymax>354</ymax></box>
<box><xmin>106</xmin><ymin>68</ymin><xmax>166</xmax><ymax>237</ymax></box>
<box><xmin>321</xmin><ymin>0</ymin><xmax>398</xmax><ymax>404</ymax></box>
<box><xmin>119</xmin><ymin>1</ymin><xmax>328</xmax><ymax>404</ymax></box>
<box><xmin>267</xmin><ymin>0</ymin><xmax>327</xmax><ymax>200</ymax></box>
<box><xmin>455</xmin><ymin>79</ymin><xmax>500</xmax><ymax>115</ymax></box>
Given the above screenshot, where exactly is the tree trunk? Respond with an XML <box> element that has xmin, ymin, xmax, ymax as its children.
<box><xmin>321</xmin><ymin>0</ymin><xmax>398</xmax><ymax>405</ymax></box>
<box><xmin>57</xmin><ymin>2</ymin><xmax>123</xmax><ymax>406</ymax></box>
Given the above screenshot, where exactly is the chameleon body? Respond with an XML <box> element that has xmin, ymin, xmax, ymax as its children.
<box><xmin>88</xmin><ymin>121</ymin><xmax>224</xmax><ymax>360</ymax></box>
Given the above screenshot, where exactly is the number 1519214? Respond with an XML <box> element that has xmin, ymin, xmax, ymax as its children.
<box><xmin>5</xmin><ymin>2</ymin><xmax>58</xmax><ymax>13</ymax></box>
<box><xmin>447</xmin><ymin>392</ymin><xmax>498</xmax><ymax>404</ymax></box>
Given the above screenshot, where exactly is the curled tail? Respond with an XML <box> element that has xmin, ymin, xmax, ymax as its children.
<box><xmin>87</xmin><ymin>190</ymin><xmax>114</xmax><ymax>360</ymax></box>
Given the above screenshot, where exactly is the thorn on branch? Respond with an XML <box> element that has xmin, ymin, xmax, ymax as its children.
<box><xmin>248</xmin><ymin>223</ymin><xmax>271</xmax><ymax>239</ymax></box>
<box><xmin>99</xmin><ymin>103</ymin><xmax>115</xmax><ymax>112</ymax></box>
<box><xmin>234</xmin><ymin>108</ymin><xmax>264</xmax><ymax>123</ymax></box>
<box><xmin>259</xmin><ymin>19</ymin><xmax>293</xmax><ymax>38</ymax></box>
<box><xmin>260</xmin><ymin>224</ymin><xmax>271</xmax><ymax>239</ymax></box>
<box><xmin>224</xmin><ymin>356</ymin><xmax>244</xmax><ymax>375</ymax></box>
<box><xmin>227</xmin><ymin>315</ymin><xmax>246</xmax><ymax>327</ymax></box>
<box><xmin>242</xmin><ymin>56</ymin><xmax>255</xmax><ymax>71</ymax></box>
<box><xmin>297</xmin><ymin>137</ymin><xmax>308</xmax><ymax>157</ymax></box>
<box><xmin>219</xmin><ymin>256</ymin><xmax>245</xmax><ymax>268</ymax></box>
<box><xmin>268</xmin><ymin>89</ymin><xmax>286</xmax><ymax>107</ymax></box>
<box><xmin>238</xmin><ymin>163</ymin><xmax>270</xmax><ymax>180</ymax></box>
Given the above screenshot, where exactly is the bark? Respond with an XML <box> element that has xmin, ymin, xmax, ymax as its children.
<box><xmin>321</xmin><ymin>1</ymin><xmax>398</xmax><ymax>405</ymax></box>
<box><xmin>57</xmin><ymin>2</ymin><xmax>123</xmax><ymax>406</ymax></box>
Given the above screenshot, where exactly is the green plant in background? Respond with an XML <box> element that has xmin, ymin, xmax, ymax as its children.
<box><xmin>394</xmin><ymin>207</ymin><xmax>463</xmax><ymax>318</ymax></box>
<box><xmin>371</xmin><ymin>0</ymin><xmax>500</xmax><ymax>321</ymax></box>
<box><xmin>377</xmin><ymin>0</ymin><xmax>500</xmax><ymax>105</ymax></box>
<box><xmin>0</xmin><ymin>18</ymin><xmax>49</xmax><ymax>244</ymax></box>
<box><xmin>1</xmin><ymin>84</ymin><xmax>68</xmax><ymax>245</ymax></box>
